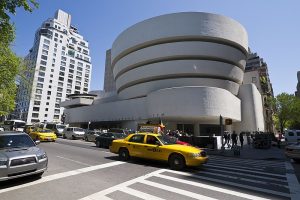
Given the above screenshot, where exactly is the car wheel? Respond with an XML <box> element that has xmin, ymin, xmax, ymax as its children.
<box><xmin>33</xmin><ymin>172</ymin><xmax>44</xmax><ymax>179</ymax></box>
<box><xmin>72</xmin><ymin>135</ymin><xmax>75</xmax><ymax>140</ymax></box>
<box><xmin>63</xmin><ymin>134</ymin><xmax>66</xmax><ymax>139</ymax></box>
<box><xmin>169</xmin><ymin>154</ymin><xmax>185</xmax><ymax>170</ymax></box>
<box><xmin>85</xmin><ymin>136</ymin><xmax>88</xmax><ymax>141</ymax></box>
<box><xmin>96</xmin><ymin>140</ymin><xmax>101</xmax><ymax>148</ymax></box>
<box><xmin>119</xmin><ymin>148</ymin><xmax>130</xmax><ymax>161</ymax></box>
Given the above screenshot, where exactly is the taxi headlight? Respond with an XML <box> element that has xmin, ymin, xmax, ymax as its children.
<box><xmin>37</xmin><ymin>152</ymin><xmax>47</xmax><ymax>160</ymax></box>
<box><xmin>0</xmin><ymin>158</ymin><xmax>7</xmax><ymax>166</ymax></box>
<box><xmin>189</xmin><ymin>153</ymin><xmax>201</xmax><ymax>158</ymax></box>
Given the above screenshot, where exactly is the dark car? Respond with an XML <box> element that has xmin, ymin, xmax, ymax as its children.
<box><xmin>0</xmin><ymin>132</ymin><xmax>48</xmax><ymax>181</ymax></box>
<box><xmin>95</xmin><ymin>132</ymin><xmax>126</xmax><ymax>148</ymax></box>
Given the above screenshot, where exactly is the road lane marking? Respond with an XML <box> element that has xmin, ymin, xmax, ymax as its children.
<box><xmin>155</xmin><ymin>174</ymin><xmax>271</xmax><ymax>200</ymax></box>
<box><xmin>78</xmin><ymin>169</ymin><xmax>167</xmax><ymax>200</ymax></box>
<box><xmin>168</xmin><ymin>170</ymin><xmax>291</xmax><ymax>198</ymax></box>
<box><xmin>140</xmin><ymin>179</ymin><xmax>218</xmax><ymax>200</ymax></box>
<box><xmin>204</xmin><ymin>163</ymin><xmax>287</xmax><ymax>178</ymax></box>
<box><xmin>0</xmin><ymin>161</ymin><xmax>124</xmax><ymax>194</ymax></box>
<box><xmin>191</xmin><ymin>170</ymin><xmax>289</xmax><ymax>188</ymax></box>
<box><xmin>56</xmin><ymin>156</ymin><xmax>91</xmax><ymax>166</ymax></box>
<box><xmin>285</xmin><ymin>161</ymin><xmax>300</xmax><ymax>200</ymax></box>
<box><xmin>119</xmin><ymin>187</ymin><xmax>165</xmax><ymax>200</ymax></box>
<box><xmin>209</xmin><ymin>157</ymin><xmax>285</xmax><ymax>168</ymax></box>
<box><xmin>202</xmin><ymin>167</ymin><xmax>288</xmax><ymax>183</ymax></box>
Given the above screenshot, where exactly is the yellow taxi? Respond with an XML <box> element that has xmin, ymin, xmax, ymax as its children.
<box><xmin>110</xmin><ymin>133</ymin><xmax>208</xmax><ymax>170</ymax></box>
<box><xmin>29</xmin><ymin>129</ymin><xmax>57</xmax><ymax>142</ymax></box>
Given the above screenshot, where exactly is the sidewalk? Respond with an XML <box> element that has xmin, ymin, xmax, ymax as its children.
<box><xmin>207</xmin><ymin>144</ymin><xmax>287</xmax><ymax>160</ymax></box>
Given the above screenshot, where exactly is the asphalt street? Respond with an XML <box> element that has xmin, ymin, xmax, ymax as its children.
<box><xmin>0</xmin><ymin>138</ymin><xmax>299</xmax><ymax>200</ymax></box>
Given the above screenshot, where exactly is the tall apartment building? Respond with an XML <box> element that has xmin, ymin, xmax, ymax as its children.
<box><xmin>15</xmin><ymin>10</ymin><xmax>92</xmax><ymax>124</ymax></box>
<box><xmin>295</xmin><ymin>71</ymin><xmax>300</xmax><ymax>97</ymax></box>
<box><xmin>244</xmin><ymin>50</ymin><xmax>274</xmax><ymax>132</ymax></box>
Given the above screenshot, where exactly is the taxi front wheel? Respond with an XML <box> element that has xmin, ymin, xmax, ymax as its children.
<box><xmin>119</xmin><ymin>148</ymin><xmax>130</xmax><ymax>161</ymax></box>
<box><xmin>169</xmin><ymin>154</ymin><xmax>185</xmax><ymax>170</ymax></box>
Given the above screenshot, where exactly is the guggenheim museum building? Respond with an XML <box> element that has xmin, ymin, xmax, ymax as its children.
<box><xmin>61</xmin><ymin>12</ymin><xmax>265</xmax><ymax>136</ymax></box>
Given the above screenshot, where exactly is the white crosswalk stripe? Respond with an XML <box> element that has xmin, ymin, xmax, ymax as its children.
<box><xmin>79</xmin><ymin>156</ymin><xmax>293</xmax><ymax>200</ymax></box>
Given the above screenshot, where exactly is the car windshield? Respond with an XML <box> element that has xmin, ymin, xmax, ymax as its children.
<box><xmin>157</xmin><ymin>135</ymin><xmax>177</xmax><ymax>145</ymax></box>
<box><xmin>39</xmin><ymin>129</ymin><xmax>52</xmax><ymax>133</ymax></box>
<box><xmin>57</xmin><ymin>125</ymin><xmax>66</xmax><ymax>129</ymax></box>
<box><xmin>113</xmin><ymin>133</ymin><xmax>126</xmax><ymax>139</ymax></box>
<box><xmin>0</xmin><ymin>134</ymin><xmax>35</xmax><ymax>149</ymax></box>
<box><xmin>74</xmin><ymin>128</ymin><xmax>83</xmax><ymax>132</ymax></box>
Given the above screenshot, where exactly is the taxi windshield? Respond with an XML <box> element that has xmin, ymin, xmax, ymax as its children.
<box><xmin>157</xmin><ymin>135</ymin><xmax>177</xmax><ymax>145</ymax></box>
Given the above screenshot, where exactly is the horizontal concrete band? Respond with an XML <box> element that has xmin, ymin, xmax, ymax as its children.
<box><xmin>146</xmin><ymin>86</ymin><xmax>241</xmax><ymax>121</ymax></box>
<box><xmin>117</xmin><ymin>78</ymin><xmax>240</xmax><ymax>99</ymax></box>
<box><xmin>113</xmin><ymin>41</ymin><xmax>247</xmax><ymax>77</ymax></box>
<box><xmin>112</xmin><ymin>12</ymin><xmax>248</xmax><ymax>63</ymax></box>
<box><xmin>115</xmin><ymin>60</ymin><xmax>244</xmax><ymax>90</ymax></box>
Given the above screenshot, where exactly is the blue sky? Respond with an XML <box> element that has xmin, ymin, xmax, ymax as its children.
<box><xmin>10</xmin><ymin>0</ymin><xmax>300</xmax><ymax>95</ymax></box>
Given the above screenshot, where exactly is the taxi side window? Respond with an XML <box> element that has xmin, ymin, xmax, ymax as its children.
<box><xmin>288</xmin><ymin>132</ymin><xmax>294</xmax><ymax>136</ymax></box>
<box><xmin>129</xmin><ymin>135</ymin><xmax>145</xmax><ymax>143</ymax></box>
<box><xmin>146</xmin><ymin>135</ymin><xmax>158</xmax><ymax>145</ymax></box>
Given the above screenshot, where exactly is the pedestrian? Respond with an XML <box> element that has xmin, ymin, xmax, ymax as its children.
<box><xmin>223</xmin><ymin>132</ymin><xmax>228</xmax><ymax>147</ymax></box>
<box><xmin>231</xmin><ymin>131</ymin><xmax>238</xmax><ymax>148</ymax></box>
<box><xmin>227</xmin><ymin>133</ymin><xmax>231</xmax><ymax>148</ymax></box>
<box><xmin>239</xmin><ymin>132</ymin><xmax>244</xmax><ymax>148</ymax></box>
<box><xmin>247</xmin><ymin>133</ymin><xmax>251</xmax><ymax>146</ymax></box>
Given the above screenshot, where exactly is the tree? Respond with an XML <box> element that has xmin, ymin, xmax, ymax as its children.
<box><xmin>0</xmin><ymin>0</ymin><xmax>38</xmax><ymax>116</ymax></box>
<box><xmin>272</xmin><ymin>93</ymin><xmax>300</xmax><ymax>133</ymax></box>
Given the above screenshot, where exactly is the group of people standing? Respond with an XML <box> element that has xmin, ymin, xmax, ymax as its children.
<box><xmin>223</xmin><ymin>131</ymin><xmax>246</xmax><ymax>149</ymax></box>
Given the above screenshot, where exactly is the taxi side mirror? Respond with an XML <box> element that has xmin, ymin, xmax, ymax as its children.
<box><xmin>35</xmin><ymin>140</ymin><xmax>41</xmax><ymax>145</ymax></box>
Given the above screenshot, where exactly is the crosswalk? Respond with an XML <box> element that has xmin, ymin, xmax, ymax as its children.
<box><xmin>80</xmin><ymin>156</ymin><xmax>297</xmax><ymax>200</ymax></box>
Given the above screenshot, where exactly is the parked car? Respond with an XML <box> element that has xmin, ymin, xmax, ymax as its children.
<box><xmin>110</xmin><ymin>133</ymin><xmax>208</xmax><ymax>170</ymax></box>
<box><xmin>84</xmin><ymin>130</ymin><xmax>102</xmax><ymax>142</ymax></box>
<box><xmin>29</xmin><ymin>129</ymin><xmax>57</xmax><ymax>142</ymax></box>
<box><xmin>284</xmin><ymin>130</ymin><xmax>300</xmax><ymax>143</ymax></box>
<box><xmin>95</xmin><ymin>132</ymin><xmax>126</xmax><ymax>148</ymax></box>
<box><xmin>285</xmin><ymin>142</ymin><xmax>300</xmax><ymax>163</ymax></box>
<box><xmin>0</xmin><ymin>132</ymin><xmax>48</xmax><ymax>181</ymax></box>
<box><xmin>62</xmin><ymin>127</ymin><xmax>85</xmax><ymax>140</ymax></box>
<box><xmin>45</xmin><ymin>123</ymin><xmax>67</xmax><ymax>137</ymax></box>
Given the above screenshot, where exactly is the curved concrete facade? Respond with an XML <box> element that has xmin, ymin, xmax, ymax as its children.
<box><xmin>111</xmin><ymin>12</ymin><xmax>248</xmax><ymax>100</ymax></box>
<box><xmin>63</xmin><ymin>12</ymin><xmax>265</xmax><ymax>139</ymax></box>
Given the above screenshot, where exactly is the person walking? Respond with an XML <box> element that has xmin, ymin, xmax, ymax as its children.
<box><xmin>223</xmin><ymin>132</ymin><xmax>228</xmax><ymax>147</ymax></box>
<box><xmin>231</xmin><ymin>131</ymin><xmax>238</xmax><ymax>148</ymax></box>
<box><xmin>239</xmin><ymin>132</ymin><xmax>244</xmax><ymax>148</ymax></box>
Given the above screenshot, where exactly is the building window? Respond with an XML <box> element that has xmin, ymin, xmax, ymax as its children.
<box><xmin>47</xmin><ymin>91</ymin><xmax>51</xmax><ymax>95</ymax></box>
<box><xmin>59</xmin><ymin>77</ymin><xmax>64</xmax><ymax>81</ymax></box>
<box><xmin>42</xmin><ymin>49</ymin><xmax>48</xmax><ymax>55</ymax></box>
<box><xmin>36</xmin><ymin>89</ymin><xmax>42</xmax><ymax>94</ymax></box>
<box><xmin>42</xmin><ymin>44</ymin><xmax>49</xmax><ymax>50</ymax></box>
<box><xmin>69</xmin><ymin>64</ymin><xmax>75</xmax><ymax>69</ymax></box>
<box><xmin>66</xmin><ymin>89</ymin><xmax>71</xmax><ymax>93</ymax></box>
<box><xmin>59</xmin><ymin>72</ymin><xmax>65</xmax><ymax>76</ymax></box>
<box><xmin>61</xmin><ymin>61</ymin><xmax>66</xmax><ymax>66</ymax></box>
<box><xmin>38</xmin><ymin>77</ymin><xmax>44</xmax><ymax>82</ymax></box>
<box><xmin>34</xmin><ymin>101</ymin><xmax>40</xmax><ymax>105</ymax></box>
<box><xmin>40</xmin><ymin>60</ymin><xmax>47</xmax><ymax>65</ymax></box>
<box><xmin>55</xmin><ymin>33</ymin><xmax>58</xmax><ymax>37</ymax></box>
<box><xmin>45</xmin><ymin>114</ymin><xmax>48</xmax><ymax>117</ymax></box>
<box><xmin>32</xmin><ymin>113</ymin><xmax>39</xmax><ymax>118</ymax></box>
<box><xmin>76</xmin><ymin>71</ymin><xmax>82</xmax><ymax>76</ymax></box>
<box><xmin>44</xmin><ymin>39</ymin><xmax>50</xmax><ymax>44</ymax></box>
<box><xmin>49</xmin><ymin>85</ymin><xmax>52</xmax><ymax>88</ymax></box>
<box><xmin>58</xmin><ymin>82</ymin><xmax>63</xmax><ymax>87</ymax></box>
<box><xmin>78</xmin><ymin>62</ymin><xmax>83</xmax><ymax>67</ymax></box>
<box><xmin>53</xmin><ymin>115</ymin><xmax>59</xmax><ymax>119</ymax></box>
<box><xmin>55</xmin><ymin>109</ymin><xmax>60</xmax><ymax>114</ymax></box>
<box><xmin>35</xmin><ymin>95</ymin><xmax>41</xmax><ymax>100</ymax></box>
<box><xmin>33</xmin><ymin>107</ymin><xmax>40</xmax><ymax>111</ymax></box>
<box><xmin>86</xmin><ymin>65</ymin><xmax>90</xmax><ymax>69</ymax></box>
<box><xmin>75</xmin><ymin>86</ymin><xmax>80</xmax><ymax>90</ymax></box>
<box><xmin>51</xmin><ymin>69</ymin><xmax>54</xmax><ymax>72</ymax></box>
<box><xmin>61</xmin><ymin>56</ymin><xmax>67</xmax><ymax>61</ymax></box>
<box><xmin>46</xmin><ymin>102</ymin><xmax>49</xmax><ymax>105</ymax></box>
<box><xmin>57</xmin><ymin>87</ymin><xmax>63</xmax><ymax>92</ymax></box>
<box><xmin>77</xmin><ymin>67</ymin><xmax>83</xmax><ymax>71</ymax></box>
<box><xmin>39</xmin><ymin>66</ymin><xmax>46</xmax><ymax>71</ymax></box>
<box><xmin>39</xmin><ymin>72</ymin><xmax>45</xmax><ymax>77</ymax></box>
<box><xmin>37</xmin><ymin>83</ymin><xmax>43</xmax><ymax>88</ymax></box>
<box><xmin>70</xmin><ymin>59</ymin><xmax>75</xmax><ymax>64</ymax></box>
<box><xmin>47</xmin><ymin>96</ymin><xmax>50</xmax><ymax>100</ymax></box>
<box><xmin>252</xmin><ymin>77</ymin><xmax>257</xmax><ymax>83</ymax></box>
<box><xmin>50</xmin><ymin>74</ymin><xmax>53</xmax><ymax>78</ymax></box>
<box><xmin>60</xmin><ymin>67</ymin><xmax>65</xmax><ymax>71</ymax></box>
<box><xmin>57</xmin><ymin>93</ymin><xmax>62</xmax><ymax>97</ymax></box>
<box><xmin>55</xmin><ymin>104</ymin><xmax>60</xmax><ymax>108</ymax></box>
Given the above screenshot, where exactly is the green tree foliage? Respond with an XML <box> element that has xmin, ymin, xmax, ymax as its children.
<box><xmin>272</xmin><ymin>93</ymin><xmax>300</xmax><ymax>133</ymax></box>
<box><xmin>0</xmin><ymin>0</ymin><xmax>38</xmax><ymax>115</ymax></box>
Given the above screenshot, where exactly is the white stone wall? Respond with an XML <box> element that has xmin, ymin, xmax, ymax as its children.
<box><xmin>234</xmin><ymin>84</ymin><xmax>265</xmax><ymax>133</ymax></box>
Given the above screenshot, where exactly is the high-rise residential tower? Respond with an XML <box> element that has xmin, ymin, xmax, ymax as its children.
<box><xmin>243</xmin><ymin>50</ymin><xmax>274</xmax><ymax>132</ymax></box>
<box><xmin>15</xmin><ymin>10</ymin><xmax>92</xmax><ymax>124</ymax></box>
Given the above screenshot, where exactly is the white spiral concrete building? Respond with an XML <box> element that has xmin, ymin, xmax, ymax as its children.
<box><xmin>62</xmin><ymin>12</ymin><xmax>265</xmax><ymax>137</ymax></box>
